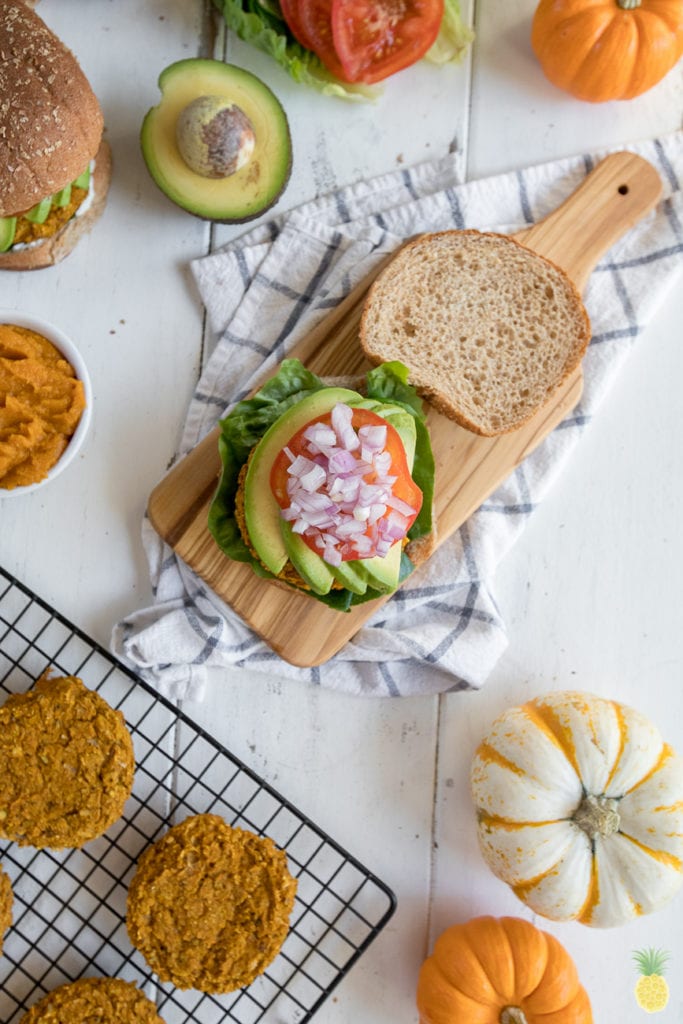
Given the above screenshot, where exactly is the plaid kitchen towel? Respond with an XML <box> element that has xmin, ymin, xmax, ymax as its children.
<box><xmin>112</xmin><ymin>132</ymin><xmax>683</xmax><ymax>700</ymax></box>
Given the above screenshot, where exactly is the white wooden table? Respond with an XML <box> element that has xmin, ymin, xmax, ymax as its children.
<box><xmin>1</xmin><ymin>1</ymin><xmax>683</xmax><ymax>1021</ymax></box>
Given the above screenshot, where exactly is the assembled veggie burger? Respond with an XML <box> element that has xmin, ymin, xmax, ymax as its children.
<box><xmin>0</xmin><ymin>0</ymin><xmax>111</xmax><ymax>270</ymax></box>
<box><xmin>209</xmin><ymin>359</ymin><xmax>435</xmax><ymax>611</ymax></box>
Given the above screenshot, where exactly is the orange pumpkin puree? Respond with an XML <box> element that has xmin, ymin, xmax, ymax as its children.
<box><xmin>0</xmin><ymin>324</ymin><xmax>86</xmax><ymax>490</ymax></box>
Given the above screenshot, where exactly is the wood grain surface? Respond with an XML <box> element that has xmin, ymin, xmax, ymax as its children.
<box><xmin>147</xmin><ymin>151</ymin><xmax>662</xmax><ymax>667</ymax></box>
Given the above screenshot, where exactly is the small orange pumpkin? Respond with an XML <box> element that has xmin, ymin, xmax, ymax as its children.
<box><xmin>416</xmin><ymin>916</ymin><xmax>593</xmax><ymax>1024</ymax></box>
<box><xmin>531</xmin><ymin>0</ymin><xmax>683</xmax><ymax>102</ymax></box>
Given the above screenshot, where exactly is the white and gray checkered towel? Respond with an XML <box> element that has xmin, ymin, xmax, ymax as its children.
<box><xmin>112</xmin><ymin>132</ymin><xmax>683</xmax><ymax>700</ymax></box>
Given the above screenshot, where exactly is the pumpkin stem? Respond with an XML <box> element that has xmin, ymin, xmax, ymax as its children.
<box><xmin>574</xmin><ymin>794</ymin><xmax>620</xmax><ymax>839</ymax></box>
<box><xmin>617</xmin><ymin>0</ymin><xmax>641</xmax><ymax>8</ymax></box>
<box><xmin>500</xmin><ymin>1008</ymin><xmax>528</xmax><ymax>1024</ymax></box>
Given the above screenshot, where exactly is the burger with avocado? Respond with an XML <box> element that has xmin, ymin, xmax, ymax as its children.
<box><xmin>208</xmin><ymin>359</ymin><xmax>435</xmax><ymax>611</ymax></box>
<box><xmin>0</xmin><ymin>0</ymin><xmax>111</xmax><ymax>270</ymax></box>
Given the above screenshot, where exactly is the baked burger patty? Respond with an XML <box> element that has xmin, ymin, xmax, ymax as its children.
<box><xmin>0</xmin><ymin>673</ymin><xmax>135</xmax><ymax>848</ymax></box>
<box><xmin>19</xmin><ymin>977</ymin><xmax>165</xmax><ymax>1023</ymax></box>
<box><xmin>126</xmin><ymin>812</ymin><xmax>298</xmax><ymax>993</ymax></box>
<box><xmin>0</xmin><ymin>863</ymin><xmax>12</xmax><ymax>956</ymax></box>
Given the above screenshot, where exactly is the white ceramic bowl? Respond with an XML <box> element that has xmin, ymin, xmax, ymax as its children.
<box><xmin>0</xmin><ymin>309</ymin><xmax>93</xmax><ymax>497</ymax></box>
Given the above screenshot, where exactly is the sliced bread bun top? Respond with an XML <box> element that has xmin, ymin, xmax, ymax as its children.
<box><xmin>359</xmin><ymin>230</ymin><xmax>591</xmax><ymax>436</ymax></box>
<box><xmin>0</xmin><ymin>0</ymin><xmax>104</xmax><ymax>217</ymax></box>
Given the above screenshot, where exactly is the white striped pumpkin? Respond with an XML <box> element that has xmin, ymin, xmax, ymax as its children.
<box><xmin>470</xmin><ymin>691</ymin><xmax>683</xmax><ymax>928</ymax></box>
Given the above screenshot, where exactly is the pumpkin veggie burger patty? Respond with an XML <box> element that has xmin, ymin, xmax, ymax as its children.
<box><xmin>126</xmin><ymin>812</ymin><xmax>298</xmax><ymax>993</ymax></box>
<box><xmin>18</xmin><ymin>977</ymin><xmax>166</xmax><ymax>1023</ymax></box>
<box><xmin>0</xmin><ymin>863</ymin><xmax>12</xmax><ymax>955</ymax></box>
<box><xmin>0</xmin><ymin>673</ymin><xmax>135</xmax><ymax>849</ymax></box>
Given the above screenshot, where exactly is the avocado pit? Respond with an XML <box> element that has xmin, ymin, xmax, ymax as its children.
<box><xmin>176</xmin><ymin>96</ymin><xmax>256</xmax><ymax>179</ymax></box>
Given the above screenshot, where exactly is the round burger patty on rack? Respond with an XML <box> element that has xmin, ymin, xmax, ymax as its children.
<box><xmin>0</xmin><ymin>673</ymin><xmax>135</xmax><ymax>848</ymax></box>
<box><xmin>126</xmin><ymin>812</ymin><xmax>298</xmax><ymax>993</ymax></box>
<box><xmin>0</xmin><ymin>863</ymin><xmax>12</xmax><ymax>954</ymax></box>
<box><xmin>19</xmin><ymin>977</ymin><xmax>165</xmax><ymax>1023</ymax></box>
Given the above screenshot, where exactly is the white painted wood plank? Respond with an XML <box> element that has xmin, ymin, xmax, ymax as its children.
<box><xmin>468</xmin><ymin>0</ymin><xmax>683</xmax><ymax>178</ymax></box>
<box><xmin>434</xmin><ymin>5</ymin><xmax>683</xmax><ymax>1020</ymax></box>
<box><xmin>180</xmin><ymin>671</ymin><xmax>438</xmax><ymax>1023</ymax></box>
<box><xmin>0</xmin><ymin>0</ymin><xmax>209</xmax><ymax>640</ymax></box>
<box><xmin>212</xmin><ymin>0</ymin><xmax>474</xmax><ymax>249</ymax></box>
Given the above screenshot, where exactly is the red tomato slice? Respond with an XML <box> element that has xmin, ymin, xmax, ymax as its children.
<box><xmin>279</xmin><ymin>0</ymin><xmax>316</xmax><ymax>49</ymax></box>
<box><xmin>270</xmin><ymin>406</ymin><xmax>422</xmax><ymax>563</ymax></box>
<box><xmin>296</xmin><ymin>0</ymin><xmax>350</xmax><ymax>80</ymax></box>
<box><xmin>331</xmin><ymin>0</ymin><xmax>444</xmax><ymax>84</ymax></box>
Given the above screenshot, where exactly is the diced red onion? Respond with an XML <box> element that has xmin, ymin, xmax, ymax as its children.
<box><xmin>298</xmin><ymin>464</ymin><xmax>327</xmax><ymax>493</ymax></box>
<box><xmin>323</xmin><ymin>545</ymin><xmax>342</xmax><ymax>567</ymax></box>
<box><xmin>368</xmin><ymin>503</ymin><xmax>387</xmax><ymax>525</ymax></box>
<box><xmin>331</xmin><ymin>403</ymin><xmax>360</xmax><ymax>451</ymax></box>
<box><xmin>385</xmin><ymin>493</ymin><xmax>419</xmax><ymax>517</ymax></box>
<box><xmin>287</xmin><ymin>454</ymin><xmax>316</xmax><ymax>477</ymax></box>
<box><xmin>278</xmin><ymin>402</ymin><xmax>417</xmax><ymax>566</ymax></box>
<box><xmin>303</xmin><ymin>422</ymin><xmax>337</xmax><ymax>450</ymax></box>
<box><xmin>358</xmin><ymin>424</ymin><xmax>387</xmax><ymax>450</ymax></box>
<box><xmin>327</xmin><ymin>449</ymin><xmax>357</xmax><ymax>474</ymax></box>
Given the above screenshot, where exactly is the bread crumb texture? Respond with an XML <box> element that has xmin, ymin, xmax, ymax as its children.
<box><xmin>0</xmin><ymin>673</ymin><xmax>135</xmax><ymax>848</ymax></box>
<box><xmin>126</xmin><ymin>813</ymin><xmax>298</xmax><ymax>993</ymax></box>
<box><xmin>360</xmin><ymin>230</ymin><xmax>591</xmax><ymax>435</ymax></box>
<box><xmin>0</xmin><ymin>862</ymin><xmax>12</xmax><ymax>955</ymax></box>
<box><xmin>18</xmin><ymin>977</ymin><xmax>165</xmax><ymax>1023</ymax></box>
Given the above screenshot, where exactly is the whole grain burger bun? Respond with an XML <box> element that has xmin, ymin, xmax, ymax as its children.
<box><xmin>0</xmin><ymin>0</ymin><xmax>111</xmax><ymax>268</ymax></box>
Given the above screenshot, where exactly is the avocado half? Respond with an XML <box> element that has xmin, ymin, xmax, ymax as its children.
<box><xmin>140</xmin><ymin>59</ymin><xmax>292</xmax><ymax>223</ymax></box>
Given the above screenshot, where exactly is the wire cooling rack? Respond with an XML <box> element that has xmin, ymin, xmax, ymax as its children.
<box><xmin>0</xmin><ymin>566</ymin><xmax>396</xmax><ymax>1024</ymax></box>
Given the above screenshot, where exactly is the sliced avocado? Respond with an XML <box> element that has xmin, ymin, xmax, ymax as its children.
<box><xmin>54</xmin><ymin>183</ymin><xmax>72</xmax><ymax>208</ymax></box>
<box><xmin>332</xmin><ymin>559</ymin><xmax>368</xmax><ymax>595</ymax></box>
<box><xmin>348</xmin><ymin>398</ymin><xmax>408</xmax><ymax>417</ymax></box>
<box><xmin>280</xmin><ymin>520</ymin><xmax>334</xmax><ymax>596</ymax></box>
<box><xmin>24</xmin><ymin>196</ymin><xmax>53</xmax><ymax>224</ymax></box>
<box><xmin>74</xmin><ymin>166</ymin><xmax>91</xmax><ymax>190</ymax></box>
<box><xmin>0</xmin><ymin>217</ymin><xmax>16</xmax><ymax>253</ymax></box>
<box><xmin>243</xmin><ymin>386</ymin><xmax>362</xmax><ymax>576</ymax></box>
<box><xmin>361</xmin><ymin>541</ymin><xmax>403</xmax><ymax>594</ymax></box>
<box><xmin>140</xmin><ymin>58</ymin><xmax>292</xmax><ymax>223</ymax></box>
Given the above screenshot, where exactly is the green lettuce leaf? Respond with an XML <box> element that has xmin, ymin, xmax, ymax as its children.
<box><xmin>208</xmin><ymin>359</ymin><xmax>326</xmax><ymax>567</ymax></box>
<box><xmin>211</xmin><ymin>0</ymin><xmax>377</xmax><ymax>100</ymax></box>
<box><xmin>208</xmin><ymin>358</ymin><xmax>435</xmax><ymax>610</ymax></box>
<box><xmin>425</xmin><ymin>0</ymin><xmax>474</xmax><ymax>66</ymax></box>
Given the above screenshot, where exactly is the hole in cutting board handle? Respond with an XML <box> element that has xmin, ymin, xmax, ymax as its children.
<box><xmin>618</xmin><ymin>184</ymin><xmax>629</xmax><ymax>195</ymax></box>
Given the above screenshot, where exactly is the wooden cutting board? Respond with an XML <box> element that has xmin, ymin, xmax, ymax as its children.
<box><xmin>148</xmin><ymin>151</ymin><xmax>662</xmax><ymax>667</ymax></box>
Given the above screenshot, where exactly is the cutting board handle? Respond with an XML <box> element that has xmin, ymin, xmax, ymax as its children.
<box><xmin>513</xmin><ymin>151</ymin><xmax>663</xmax><ymax>293</ymax></box>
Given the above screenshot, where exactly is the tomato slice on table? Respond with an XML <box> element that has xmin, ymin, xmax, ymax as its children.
<box><xmin>270</xmin><ymin>405</ymin><xmax>422</xmax><ymax>564</ymax></box>
<box><xmin>331</xmin><ymin>0</ymin><xmax>444</xmax><ymax>84</ymax></box>
<box><xmin>279</xmin><ymin>0</ymin><xmax>316</xmax><ymax>49</ymax></box>
<box><xmin>297</xmin><ymin>0</ymin><xmax>350</xmax><ymax>80</ymax></box>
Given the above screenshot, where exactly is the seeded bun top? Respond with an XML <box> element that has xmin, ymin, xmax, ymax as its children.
<box><xmin>0</xmin><ymin>0</ymin><xmax>103</xmax><ymax>217</ymax></box>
